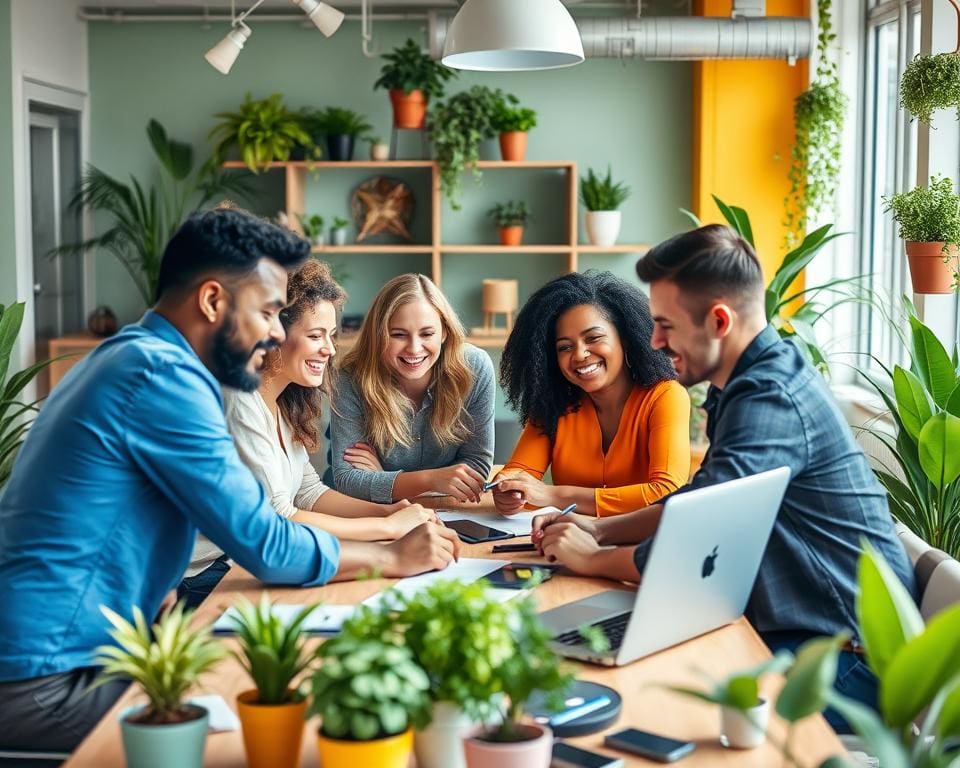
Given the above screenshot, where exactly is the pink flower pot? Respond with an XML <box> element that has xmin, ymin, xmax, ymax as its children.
<box><xmin>462</xmin><ymin>723</ymin><xmax>552</xmax><ymax>768</ymax></box>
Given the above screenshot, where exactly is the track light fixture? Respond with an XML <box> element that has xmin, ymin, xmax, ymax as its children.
<box><xmin>204</xmin><ymin>0</ymin><xmax>344</xmax><ymax>75</ymax></box>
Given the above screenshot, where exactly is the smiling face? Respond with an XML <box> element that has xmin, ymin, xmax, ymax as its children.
<box><xmin>554</xmin><ymin>303</ymin><xmax>629</xmax><ymax>395</ymax></box>
<box><xmin>649</xmin><ymin>279</ymin><xmax>721</xmax><ymax>387</ymax></box>
<box><xmin>276</xmin><ymin>299</ymin><xmax>338</xmax><ymax>388</ymax></box>
<box><xmin>381</xmin><ymin>297</ymin><xmax>446</xmax><ymax>387</ymax></box>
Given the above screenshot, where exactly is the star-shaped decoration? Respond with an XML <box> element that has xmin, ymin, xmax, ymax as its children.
<box><xmin>351</xmin><ymin>177</ymin><xmax>414</xmax><ymax>242</ymax></box>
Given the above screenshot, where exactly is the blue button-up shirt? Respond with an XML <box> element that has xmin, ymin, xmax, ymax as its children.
<box><xmin>0</xmin><ymin>311</ymin><xmax>340</xmax><ymax>681</ymax></box>
<box><xmin>634</xmin><ymin>325</ymin><xmax>915</xmax><ymax>638</ymax></box>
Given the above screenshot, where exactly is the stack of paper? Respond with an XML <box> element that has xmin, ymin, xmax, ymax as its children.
<box><xmin>362</xmin><ymin>558</ymin><xmax>521</xmax><ymax>610</ymax></box>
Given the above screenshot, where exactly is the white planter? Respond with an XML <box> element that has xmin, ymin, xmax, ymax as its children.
<box><xmin>370</xmin><ymin>142</ymin><xmax>390</xmax><ymax>161</ymax></box>
<box><xmin>720</xmin><ymin>699</ymin><xmax>770</xmax><ymax>749</ymax></box>
<box><xmin>585</xmin><ymin>210</ymin><xmax>622</xmax><ymax>247</ymax></box>
<box><xmin>311</xmin><ymin>233</ymin><xmax>325</xmax><ymax>247</ymax></box>
<box><xmin>331</xmin><ymin>227</ymin><xmax>348</xmax><ymax>246</ymax></box>
<box><xmin>415</xmin><ymin>702</ymin><xmax>474</xmax><ymax>768</ymax></box>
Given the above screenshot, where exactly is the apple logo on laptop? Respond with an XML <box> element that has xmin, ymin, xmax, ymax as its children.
<box><xmin>701</xmin><ymin>546</ymin><xmax>719</xmax><ymax>578</ymax></box>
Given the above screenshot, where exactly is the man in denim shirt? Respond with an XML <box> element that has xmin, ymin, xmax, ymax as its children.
<box><xmin>532</xmin><ymin>225</ymin><xmax>915</xmax><ymax>730</ymax></box>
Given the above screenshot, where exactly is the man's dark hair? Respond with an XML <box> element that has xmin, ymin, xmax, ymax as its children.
<box><xmin>155</xmin><ymin>208</ymin><xmax>310</xmax><ymax>302</ymax></box>
<box><xmin>635</xmin><ymin>224</ymin><xmax>765</xmax><ymax>322</ymax></box>
<box><xmin>500</xmin><ymin>270</ymin><xmax>677</xmax><ymax>441</ymax></box>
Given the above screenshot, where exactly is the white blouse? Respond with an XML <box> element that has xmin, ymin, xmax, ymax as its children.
<box><xmin>186</xmin><ymin>388</ymin><xmax>329</xmax><ymax>577</ymax></box>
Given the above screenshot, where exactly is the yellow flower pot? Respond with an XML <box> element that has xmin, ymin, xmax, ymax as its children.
<box><xmin>316</xmin><ymin>727</ymin><xmax>413</xmax><ymax>768</ymax></box>
<box><xmin>236</xmin><ymin>689</ymin><xmax>306</xmax><ymax>768</ymax></box>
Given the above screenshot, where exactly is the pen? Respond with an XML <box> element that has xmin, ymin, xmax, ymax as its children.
<box><xmin>482</xmin><ymin>479</ymin><xmax>501</xmax><ymax>491</ymax></box>
<box><xmin>558</xmin><ymin>503</ymin><xmax>577</xmax><ymax>516</ymax></box>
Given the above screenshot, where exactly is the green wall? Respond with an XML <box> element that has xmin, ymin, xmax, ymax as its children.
<box><xmin>0</xmin><ymin>0</ymin><xmax>15</xmax><ymax>310</ymax></box>
<box><xmin>88</xmin><ymin>19</ymin><xmax>692</xmax><ymax>418</ymax></box>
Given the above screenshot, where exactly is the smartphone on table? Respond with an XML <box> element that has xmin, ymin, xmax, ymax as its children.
<box><xmin>552</xmin><ymin>741</ymin><xmax>624</xmax><ymax>768</ymax></box>
<box><xmin>603</xmin><ymin>728</ymin><xmax>694</xmax><ymax>763</ymax></box>
<box><xmin>444</xmin><ymin>519</ymin><xmax>512</xmax><ymax>543</ymax></box>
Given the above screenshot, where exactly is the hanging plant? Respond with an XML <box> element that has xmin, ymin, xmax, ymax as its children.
<box><xmin>783</xmin><ymin>0</ymin><xmax>848</xmax><ymax>247</ymax></box>
<box><xmin>900</xmin><ymin>0</ymin><xmax>960</xmax><ymax>123</ymax></box>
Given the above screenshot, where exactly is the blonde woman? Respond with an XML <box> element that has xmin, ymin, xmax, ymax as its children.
<box><xmin>331</xmin><ymin>273</ymin><xmax>495</xmax><ymax>503</ymax></box>
<box><xmin>182</xmin><ymin>263</ymin><xmax>456</xmax><ymax>607</ymax></box>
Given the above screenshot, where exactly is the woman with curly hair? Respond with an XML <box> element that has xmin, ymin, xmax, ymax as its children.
<box><xmin>493</xmin><ymin>270</ymin><xmax>690</xmax><ymax>518</ymax></box>
<box><xmin>331</xmin><ymin>273</ymin><xmax>495</xmax><ymax>503</ymax></box>
<box><xmin>182</xmin><ymin>261</ymin><xmax>449</xmax><ymax>606</ymax></box>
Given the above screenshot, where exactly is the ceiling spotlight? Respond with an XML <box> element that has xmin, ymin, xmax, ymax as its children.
<box><xmin>442</xmin><ymin>0</ymin><xmax>584</xmax><ymax>72</ymax></box>
<box><xmin>291</xmin><ymin>0</ymin><xmax>345</xmax><ymax>38</ymax></box>
<box><xmin>204</xmin><ymin>22</ymin><xmax>251</xmax><ymax>75</ymax></box>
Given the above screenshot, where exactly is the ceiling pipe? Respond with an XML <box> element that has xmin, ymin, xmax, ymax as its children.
<box><xmin>76</xmin><ymin>10</ymin><xmax>427</xmax><ymax>23</ymax></box>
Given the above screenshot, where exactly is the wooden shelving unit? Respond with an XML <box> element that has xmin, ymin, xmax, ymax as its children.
<box><xmin>229</xmin><ymin>160</ymin><xmax>649</xmax><ymax>348</ymax></box>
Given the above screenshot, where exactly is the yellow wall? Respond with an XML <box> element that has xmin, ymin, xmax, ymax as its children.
<box><xmin>692</xmin><ymin>0</ymin><xmax>809</xmax><ymax>279</ymax></box>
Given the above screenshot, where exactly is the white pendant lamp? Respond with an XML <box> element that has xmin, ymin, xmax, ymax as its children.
<box><xmin>291</xmin><ymin>0</ymin><xmax>345</xmax><ymax>37</ymax></box>
<box><xmin>441</xmin><ymin>0</ymin><xmax>585</xmax><ymax>72</ymax></box>
<box><xmin>204</xmin><ymin>23</ymin><xmax>251</xmax><ymax>75</ymax></box>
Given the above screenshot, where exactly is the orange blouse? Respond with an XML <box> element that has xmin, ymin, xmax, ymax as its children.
<box><xmin>502</xmin><ymin>380</ymin><xmax>691</xmax><ymax>517</ymax></box>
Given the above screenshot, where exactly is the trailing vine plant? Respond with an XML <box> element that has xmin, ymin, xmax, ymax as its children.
<box><xmin>784</xmin><ymin>0</ymin><xmax>848</xmax><ymax>248</ymax></box>
<box><xmin>899</xmin><ymin>0</ymin><xmax>960</xmax><ymax>123</ymax></box>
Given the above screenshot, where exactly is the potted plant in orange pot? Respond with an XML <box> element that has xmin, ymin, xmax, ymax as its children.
<box><xmin>492</xmin><ymin>97</ymin><xmax>537</xmax><ymax>162</ymax></box>
<box><xmin>374</xmin><ymin>38</ymin><xmax>457</xmax><ymax>130</ymax></box>
<box><xmin>308</xmin><ymin>632</ymin><xmax>431</xmax><ymax>768</ymax></box>
<box><xmin>230</xmin><ymin>595</ymin><xmax>320</xmax><ymax>768</ymax></box>
<box><xmin>90</xmin><ymin>603</ymin><xmax>225</xmax><ymax>768</ymax></box>
<box><xmin>883</xmin><ymin>174</ymin><xmax>960</xmax><ymax>293</ymax></box>
<box><xmin>488</xmin><ymin>200</ymin><xmax>530</xmax><ymax>246</ymax></box>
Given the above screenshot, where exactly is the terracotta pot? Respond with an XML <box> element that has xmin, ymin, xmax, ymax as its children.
<box><xmin>905</xmin><ymin>241</ymin><xmax>958</xmax><ymax>294</ymax></box>
<box><xmin>499</xmin><ymin>225</ymin><xmax>524</xmax><ymax>246</ymax></box>
<box><xmin>389</xmin><ymin>89</ymin><xmax>427</xmax><ymax>129</ymax></box>
<box><xmin>499</xmin><ymin>131</ymin><xmax>528</xmax><ymax>162</ymax></box>
<box><xmin>236</xmin><ymin>690</ymin><xmax>306</xmax><ymax>768</ymax></box>
<box><xmin>462</xmin><ymin>723</ymin><xmax>552</xmax><ymax>768</ymax></box>
<box><xmin>317</xmin><ymin>727</ymin><xmax>413</xmax><ymax>768</ymax></box>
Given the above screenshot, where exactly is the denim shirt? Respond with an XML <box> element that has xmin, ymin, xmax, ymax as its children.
<box><xmin>0</xmin><ymin>311</ymin><xmax>340</xmax><ymax>681</ymax></box>
<box><xmin>634</xmin><ymin>326</ymin><xmax>916</xmax><ymax>638</ymax></box>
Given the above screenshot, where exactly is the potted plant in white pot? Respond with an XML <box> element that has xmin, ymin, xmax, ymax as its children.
<box><xmin>330</xmin><ymin>216</ymin><xmax>350</xmax><ymax>246</ymax></box>
<box><xmin>367</xmin><ymin>136</ymin><xmax>390</xmax><ymax>161</ymax></box>
<box><xmin>580</xmin><ymin>166</ymin><xmax>631</xmax><ymax>247</ymax></box>
<box><xmin>665</xmin><ymin>651</ymin><xmax>793</xmax><ymax>749</ymax></box>
<box><xmin>308</xmin><ymin>632</ymin><xmax>431</xmax><ymax>768</ymax></box>
<box><xmin>90</xmin><ymin>603</ymin><xmax>225</xmax><ymax>768</ymax></box>
<box><xmin>297</xmin><ymin>213</ymin><xmax>325</xmax><ymax>247</ymax></box>
<box><xmin>230</xmin><ymin>595</ymin><xmax>320</xmax><ymax>768</ymax></box>
<box><xmin>462</xmin><ymin>593</ymin><xmax>573</xmax><ymax>768</ymax></box>
<box><xmin>488</xmin><ymin>200</ymin><xmax>531</xmax><ymax>246</ymax></box>
<box><xmin>882</xmin><ymin>174</ymin><xmax>960</xmax><ymax>294</ymax></box>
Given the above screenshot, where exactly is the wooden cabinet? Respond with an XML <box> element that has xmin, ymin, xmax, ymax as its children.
<box><xmin>48</xmin><ymin>333</ymin><xmax>103</xmax><ymax>390</ymax></box>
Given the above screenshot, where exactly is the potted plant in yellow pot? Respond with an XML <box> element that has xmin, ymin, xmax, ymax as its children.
<box><xmin>308</xmin><ymin>633</ymin><xmax>431</xmax><ymax>768</ymax></box>
<box><xmin>230</xmin><ymin>595</ymin><xmax>320</xmax><ymax>768</ymax></box>
<box><xmin>90</xmin><ymin>603</ymin><xmax>225</xmax><ymax>768</ymax></box>
<box><xmin>883</xmin><ymin>174</ymin><xmax>960</xmax><ymax>293</ymax></box>
<box><xmin>488</xmin><ymin>200</ymin><xmax>530</xmax><ymax>246</ymax></box>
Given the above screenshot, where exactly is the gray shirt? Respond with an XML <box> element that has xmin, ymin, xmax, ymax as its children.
<box><xmin>331</xmin><ymin>343</ymin><xmax>495</xmax><ymax>502</ymax></box>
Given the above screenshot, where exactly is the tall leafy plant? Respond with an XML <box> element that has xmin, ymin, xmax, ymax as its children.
<box><xmin>784</xmin><ymin>0</ymin><xmax>848</xmax><ymax>247</ymax></box>
<box><xmin>858</xmin><ymin>303</ymin><xmax>960</xmax><ymax>558</ymax></box>
<box><xmin>0</xmin><ymin>303</ymin><xmax>55</xmax><ymax>489</ymax></box>
<box><xmin>210</xmin><ymin>93</ymin><xmax>312</xmax><ymax>173</ymax></box>
<box><xmin>57</xmin><ymin>119</ymin><xmax>249</xmax><ymax>307</ymax></box>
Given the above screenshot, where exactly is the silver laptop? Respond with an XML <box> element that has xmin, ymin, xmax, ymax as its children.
<box><xmin>539</xmin><ymin>467</ymin><xmax>790</xmax><ymax>667</ymax></box>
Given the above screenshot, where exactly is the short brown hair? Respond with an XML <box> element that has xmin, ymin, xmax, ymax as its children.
<box><xmin>635</xmin><ymin>224</ymin><xmax>764</xmax><ymax>322</ymax></box>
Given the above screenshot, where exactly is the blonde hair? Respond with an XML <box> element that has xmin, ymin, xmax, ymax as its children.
<box><xmin>340</xmin><ymin>273</ymin><xmax>473</xmax><ymax>456</ymax></box>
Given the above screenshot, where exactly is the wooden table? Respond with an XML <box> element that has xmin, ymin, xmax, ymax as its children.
<box><xmin>67</xmin><ymin>516</ymin><xmax>846</xmax><ymax>767</ymax></box>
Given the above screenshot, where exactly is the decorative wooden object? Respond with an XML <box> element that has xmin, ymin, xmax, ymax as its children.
<box><xmin>472</xmin><ymin>279</ymin><xmax>519</xmax><ymax>337</ymax></box>
<box><xmin>351</xmin><ymin>176</ymin><xmax>414</xmax><ymax>242</ymax></box>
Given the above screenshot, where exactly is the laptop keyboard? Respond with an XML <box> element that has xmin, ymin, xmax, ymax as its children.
<box><xmin>554</xmin><ymin>612</ymin><xmax>631</xmax><ymax>651</ymax></box>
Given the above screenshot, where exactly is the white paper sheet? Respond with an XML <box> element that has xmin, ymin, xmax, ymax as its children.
<box><xmin>437</xmin><ymin>506</ymin><xmax>563</xmax><ymax>537</ymax></box>
<box><xmin>189</xmin><ymin>695</ymin><xmax>241</xmax><ymax>732</ymax></box>
<box><xmin>361</xmin><ymin>558</ymin><xmax>519</xmax><ymax>609</ymax></box>
<box><xmin>212</xmin><ymin>603</ymin><xmax>360</xmax><ymax>635</ymax></box>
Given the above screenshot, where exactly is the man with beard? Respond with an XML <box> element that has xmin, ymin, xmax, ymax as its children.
<box><xmin>530</xmin><ymin>224</ymin><xmax>914</xmax><ymax>731</ymax></box>
<box><xmin>0</xmin><ymin>208</ymin><xmax>460</xmax><ymax>752</ymax></box>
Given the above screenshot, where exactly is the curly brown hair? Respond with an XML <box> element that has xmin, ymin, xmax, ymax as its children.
<box><xmin>270</xmin><ymin>260</ymin><xmax>346</xmax><ymax>451</ymax></box>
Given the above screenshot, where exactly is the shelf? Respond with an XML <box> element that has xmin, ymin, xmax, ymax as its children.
<box><xmin>312</xmin><ymin>245</ymin><xmax>434</xmax><ymax>254</ymax></box>
<box><xmin>578</xmin><ymin>244</ymin><xmax>651</xmax><ymax>253</ymax></box>
<box><xmin>442</xmin><ymin>245</ymin><xmax>573</xmax><ymax>254</ymax></box>
<box><xmin>474</xmin><ymin>161</ymin><xmax>575</xmax><ymax>170</ymax></box>
<box><xmin>222</xmin><ymin>160</ymin><xmax>434</xmax><ymax>170</ymax></box>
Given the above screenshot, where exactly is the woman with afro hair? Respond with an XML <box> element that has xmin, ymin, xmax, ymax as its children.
<box><xmin>493</xmin><ymin>270</ymin><xmax>690</xmax><ymax>518</ymax></box>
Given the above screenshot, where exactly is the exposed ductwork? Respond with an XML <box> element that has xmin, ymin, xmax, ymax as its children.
<box><xmin>428</xmin><ymin>11</ymin><xmax>812</xmax><ymax>63</ymax></box>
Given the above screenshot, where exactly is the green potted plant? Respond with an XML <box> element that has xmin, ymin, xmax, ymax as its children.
<box><xmin>882</xmin><ymin>175</ymin><xmax>960</xmax><ymax>294</ymax></box>
<box><xmin>900</xmin><ymin>49</ymin><xmax>960</xmax><ymax>124</ymax></box>
<box><xmin>330</xmin><ymin>215</ymin><xmax>351</xmax><ymax>246</ymax></box>
<box><xmin>492</xmin><ymin>96</ymin><xmax>537</xmax><ymax>162</ymax></box>
<box><xmin>55</xmin><ymin>119</ymin><xmax>249</xmax><ymax>308</ymax></box>
<box><xmin>374</xmin><ymin>38</ymin><xmax>458</xmax><ymax>129</ymax></box>
<box><xmin>0</xmin><ymin>302</ymin><xmax>56</xmax><ymax>489</ymax></box>
<box><xmin>367</xmin><ymin>135</ymin><xmax>390</xmax><ymax>161</ymax></box>
<box><xmin>858</xmin><ymin>304</ymin><xmax>960</xmax><ymax>559</ymax></box>
<box><xmin>230</xmin><ymin>595</ymin><xmax>320</xmax><ymax>768</ymax></box>
<box><xmin>209</xmin><ymin>93</ymin><xmax>312</xmax><ymax>173</ymax></box>
<box><xmin>665</xmin><ymin>651</ymin><xmax>794</xmax><ymax>749</ymax></box>
<box><xmin>427</xmin><ymin>85</ymin><xmax>510</xmax><ymax>210</ymax></box>
<box><xmin>488</xmin><ymin>200</ymin><xmax>531</xmax><ymax>246</ymax></box>
<box><xmin>306</xmin><ymin>106</ymin><xmax>373</xmax><ymax>162</ymax></box>
<box><xmin>298</xmin><ymin>213</ymin><xmax>325</xmax><ymax>246</ymax></box>
<box><xmin>90</xmin><ymin>603</ymin><xmax>225</xmax><ymax>768</ymax></box>
<box><xmin>308</xmin><ymin>633</ymin><xmax>431</xmax><ymax>768</ymax></box>
<box><xmin>579</xmin><ymin>166</ymin><xmax>630</xmax><ymax>247</ymax></box>
<box><xmin>461</xmin><ymin>593</ymin><xmax>573</xmax><ymax>768</ymax></box>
